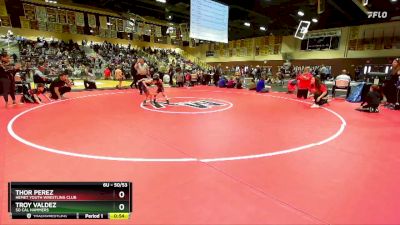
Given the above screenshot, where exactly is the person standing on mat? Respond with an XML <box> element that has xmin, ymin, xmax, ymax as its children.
<box><xmin>0</xmin><ymin>52</ymin><xmax>21</xmax><ymax>108</ymax></box>
<box><xmin>297</xmin><ymin>67</ymin><xmax>313</xmax><ymax>99</ymax></box>
<box><xmin>49</xmin><ymin>72</ymin><xmax>72</xmax><ymax>100</ymax></box>
<box><xmin>311</xmin><ymin>77</ymin><xmax>328</xmax><ymax>108</ymax></box>
<box><xmin>383</xmin><ymin>58</ymin><xmax>400</xmax><ymax>109</ymax></box>
<box><xmin>138</xmin><ymin>77</ymin><xmax>154</xmax><ymax>106</ymax></box>
<box><xmin>130</xmin><ymin>59</ymin><xmax>138</xmax><ymax>89</ymax></box>
<box><xmin>153</xmin><ymin>74</ymin><xmax>169</xmax><ymax>104</ymax></box>
<box><xmin>134</xmin><ymin>58</ymin><xmax>150</xmax><ymax>93</ymax></box>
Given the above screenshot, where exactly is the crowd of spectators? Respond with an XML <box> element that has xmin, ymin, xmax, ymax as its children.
<box><xmin>0</xmin><ymin>36</ymin><xmax>399</xmax><ymax>112</ymax></box>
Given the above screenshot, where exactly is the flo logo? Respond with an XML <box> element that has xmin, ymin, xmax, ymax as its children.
<box><xmin>141</xmin><ymin>97</ymin><xmax>233</xmax><ymax>114</ymax></box>
<box><xmin>368</xmin><ymin>11</ymin><xmax>388</xmax><ymax>19</ymax></box>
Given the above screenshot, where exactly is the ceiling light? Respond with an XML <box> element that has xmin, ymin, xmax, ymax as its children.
<box><xmin>298</xmin><ymin>11</ymin><xmax>305</xmax><ymax>16</ymax></box>
<box><xmin>260</xmin><ymin>26</ymin><xmax>266</xmax><ymax>31</ymax></box>
<box><xmin>168</xmin><ymin>15</ymin><xmax>172</xmax><ymax>20</ymax></box>
<box><xmin>312</xmin><ymin>18</ymin><xmax>318</xmax><ymax>23</ymax></box>
<box><xmin>244</xmin><ymin>22</ymin><xmax>250</xmax><ymax>27</ymax></box>
<box><xmin>156</xmin><ymin>0</ymin><xmax>166</xmax><ymax>3</ymax></box>
<box><xmin>391</xmin><ymin>0</ymin><xmax>397</xmax><ymax>2</ymax></box>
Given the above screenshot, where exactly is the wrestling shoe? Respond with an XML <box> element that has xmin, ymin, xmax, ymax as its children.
<box><xmin>310</xmin><ymin>104</ymin><xmax>320</xmax><ymax>108</ymax></box>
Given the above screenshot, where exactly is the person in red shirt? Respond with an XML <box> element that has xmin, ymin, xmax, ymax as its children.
<box><xmin>297</xmin><ymin>67</ymin><xmax>313</xmax><ymax>99</ymax></box>
<box><xmin>311</xmin><ymin>77</ymin><xmax>328</xmax><ymax>108</ymax></box>
<box><xmin>104</xmin><ymin>66</ymin><xmax>111</xmax><ymax>80</ymax></box>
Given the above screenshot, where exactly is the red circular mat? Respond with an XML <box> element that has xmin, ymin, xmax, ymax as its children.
<box><xmin>9</xmin><ymin>88</ymin><xmax>344</xmax><ymax>161</ymax></box>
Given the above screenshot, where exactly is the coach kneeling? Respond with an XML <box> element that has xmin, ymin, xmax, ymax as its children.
<box><xmin>49</xmin><ymin>72</ymin><xmax>72</xmax><ymax>100</ymax></box>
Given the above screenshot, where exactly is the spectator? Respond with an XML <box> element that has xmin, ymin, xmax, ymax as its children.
<box><xmin>332</xmin><ymin>69</ymin><xmax>351</xmax><ymax>98</ymax></box>
<box><xmin>297</xmin><ymin>67</ymin><xmax>313</xmax><ymax>99</ymax></box>
<box><xmin>218</xmin><ymin>76</ymin><xmax>227</xmax><ymax>88</ymax></box>
<box><xmin>33</xmin><ymin>66</ymin><xmax>52</xmax><ymax>85</ymax></box>
<box><xmin>319</xmin><ymin>64</ymin><xmax>329</xmax><ymax>81</ymax></box>
<box><xmin>226</xmin><ymin>77</ymin><xmax>236</xmax><ymax>88</ymax></box>
<box><xmin>185</xmin><ymin>71</ymin><xmax>192</xmax><ymax>87</ymax></box>
<box><xmin>335</xmin><ymin>69</ymin><xmax>351</xmax><ymax>82</ymax></box>
<box><xmin>115</xmin><ymin>66</ymin><xmax>124</xmax><ymax>89</ymax></box>
<box><xmin>256</xmin><ymin>76</ymin><xmax>271</xmax><ymax>93</ymax></box>
<box><xmin>84</xmin><ymin>69</ymin><xmax>97</xmax><ymax>90</ymax></box>
<box><xmin>104</xmin><ymin>66</ymin><xmax>111</xmax><ymax>80</ymax></box>
<box><xmin>176</xmin><ymin>70</ymin><xmax>184</xmax><ymax>87</ymax></box>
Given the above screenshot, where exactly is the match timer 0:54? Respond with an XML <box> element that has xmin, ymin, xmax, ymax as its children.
<box><xmin>8</xmin><ymin>182</ymin><xmax>132</xmax><ymax>220</ymax></box>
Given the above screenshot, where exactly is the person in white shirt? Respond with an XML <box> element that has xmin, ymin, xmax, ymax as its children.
<box><xmin>332</xmin><ymin>69</ymin><xmax>352</xmax><ymax>98</ymax></box>
<box><xmin>335</xmin><ymin>70</ymin><xmax>351</xmax><ymax>83</ymax></box>
<box><xmin>134</xmin><ymin>58</ymin><xmax>149</xmax><ymax>78</ymax></box>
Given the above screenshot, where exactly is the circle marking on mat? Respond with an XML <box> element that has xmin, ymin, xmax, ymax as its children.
<box><xmin>7</xmin><ymin>90</ymin><xmax>347</xmax><ymax>163</ymax></box>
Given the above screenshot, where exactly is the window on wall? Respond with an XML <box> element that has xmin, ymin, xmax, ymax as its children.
<box><xmin>301</xmin><ymin>36</ymin><xmax>340</xmax><ymax>50</ymax></box>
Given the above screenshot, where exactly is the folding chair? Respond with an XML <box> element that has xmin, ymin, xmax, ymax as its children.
<box><xmin>332</xmin><ymin>80</ymin><xmax>351</xmax><ymax>98</ymax></box>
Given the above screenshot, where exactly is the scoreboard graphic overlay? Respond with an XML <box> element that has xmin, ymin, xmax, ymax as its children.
<box><xmin>8</xmin><ymin>182</ymin><xmax>132</xmax><ymax>220</ymax></box>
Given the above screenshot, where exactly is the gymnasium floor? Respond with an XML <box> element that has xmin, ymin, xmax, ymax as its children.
<box><xmin>1</xmin><ymin>86</ymin><xmax>400</xmax><ymax>224</ymax></box>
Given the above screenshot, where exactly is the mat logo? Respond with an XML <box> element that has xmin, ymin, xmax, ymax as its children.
<box><xmin>142</xmin><ymin>97</ymin><xmax>232</xmax><ymax>114</ymax></box>
<box><xmin>152</xmin><ymin>100</ymin><xmax>226</xmax><ymax>109</ymax></box>
<box><xmin>170</xmin><ymin>100</ymin><xmax>226</xmax><ymax>109</ymax></box>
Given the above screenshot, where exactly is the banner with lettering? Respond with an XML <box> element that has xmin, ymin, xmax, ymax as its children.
<box><xmin>76</xmin><ymin>26</ymin><xmax>84</xmax><ymax>34</ymax></box>
<box><xmin>151</xmin><ymin>25</ymin><xmax>156</xmax><ymax>36</ymax></box>
<box><xmin>70</xmin><ymin>25</ymin><xmax>77</xmax><ymax>34</ymax></box>
<box><xmin>99</xmin><ymin>16</ymin><xmax>108</xmax><ymax>30</ymax></box>
<box><xmin>24</xmin><ymin>4</ymin><xmax>36</xmax><ymax>20</ymax></box>
<box><xmin>0</xmin><ymin>16</ymin><xmax>11</xmax><ymax>27</ymax></box>
<box><xmin>36</xmin><ymin>6</ymin><xmax>47</xmax><ymax>22</ymax></box>
<box><xmin>47</xmin><ymin>22</ymin><xmax>55</xmax><ymax>32</ymax></box>
<box><xmin>88</xmin><ymin>14</ymin><xmax>96</xmax><ymax>28</ymax></box>
<box><xmin>0</xmin><ymin>0</ymin><xmax>7</xmax><ymax>16</ymax></box>
<box><xmin>54</xmin><ymin>23</ymin><xmax>63</xmax><ymax>33</ymax></box>
<box><xmin>38</xmin><ymin>21</ymin><xmax>47</xmax><ymax>31</ymax></box>
<box><xmin>47</xmin><ymin>8</ymin><xmax>57</xmax><ymax>23</ymax></box>
<box><xmin>30</xmin><ymin>20</ymin><xmax>39</xmax><ymax>30</ymax></box>
<box><xmin>58</xmin><ymin>10</ymin><xmax>67</xmax><ymax>24</ymax></box>
<box><xmin>109</xmin><ymin>17</ymin><xmax>116</xmax><ymax>31</ymax></box>
<box><xmin>75</xmin><ymin>12</ymin><xmax>84</xmax><ymax>26</ymax></box>
<box><xmin>124</xmin><ymin>20</ymin><xmax>134</xmax><ymax>33</ymax></box>
<box><xmin>155</xmin><ymin>26</ymin><xmax>162</xmax><ymax>37</ymax></box>
<box><xmin>66</xmin><ymin>11</ymin><xmax>75</xmax><ymax>25</ymax></box>
<box><xmin>143</xmin><ymin>23</ymin><xmax>150</xmax><ymax>36</ymax></box>
<box><xmin>117</xmin><ymin>19</ymin><xmax>124</xmax><ymax>32</ymax></box>
<box><xmin>99</xmin><ymin>28</ymin><xmax>106</xmax><ymax>38</ymax></box>
<box><xmin>137</xmin><ymin>22</ymin><xmax>144</xmax><ymax>35</ymax></box>
<box><xmin>62</xmin><ymin>24</ymin><xmax>70</xmax><ymax>33</ymax></box>
<box><xmin>20</xmin><ymin>16</ymin><xmax>30</xmax><ymax>29</ymax></box>
<box><xmin>111</xmin><ymin>30</ymin><xmax>118</xmax><ymax>38</ymax></box>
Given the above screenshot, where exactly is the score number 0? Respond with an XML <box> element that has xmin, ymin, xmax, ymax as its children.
<box><xmin>118</xmin><ymin>191</ymin><xmax>125</xmax><ymax>211</ymax></box>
